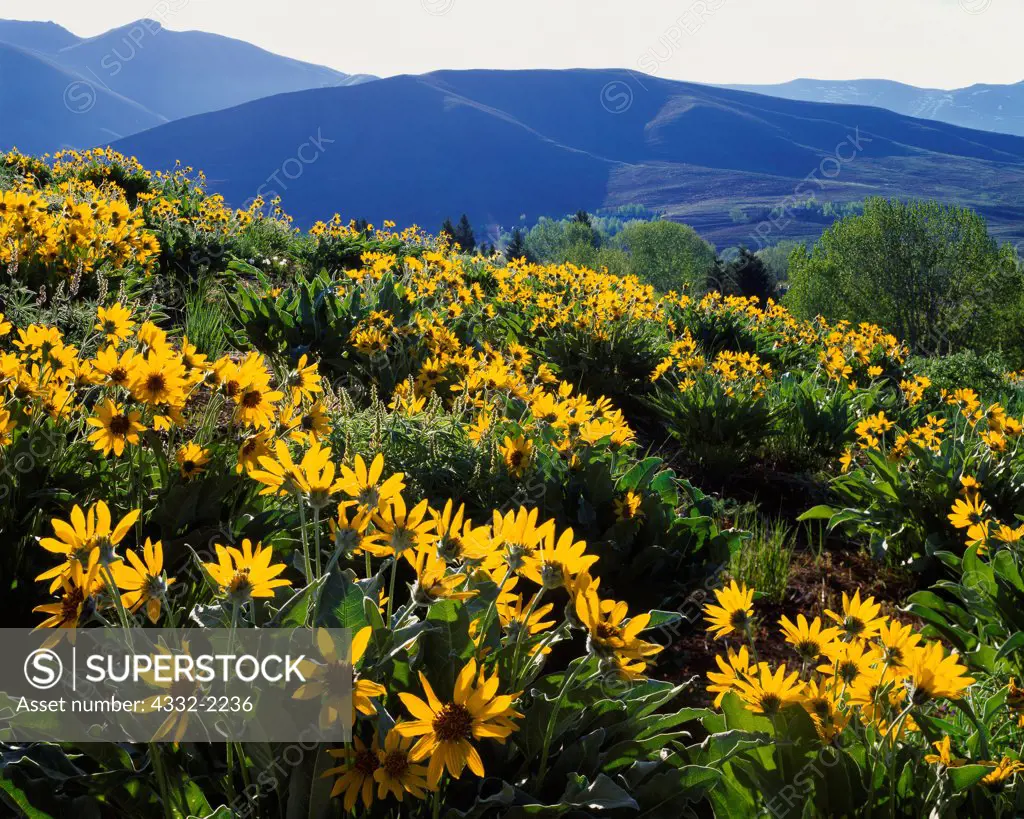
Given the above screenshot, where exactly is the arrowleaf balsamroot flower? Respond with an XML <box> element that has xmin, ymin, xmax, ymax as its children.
<box><xmin>779</xmin><ymin>614</ymin><xmax>839</xmax><ymax>663</ymax></box>
<box><xmin>86</xmin><ymin>399</ymin><xmax>146</xmax><ymax>457</ymax></box>
<box><xmin>364</xmin><ymin>495</ymin><xmax>437</xmax><ymax>559</ymax></box>
<box><xmin>33</xmin><ymin>558</ymin><xmax>102</xmax><ymax>631</ymax></box>
<box><xmin>574</xmin><ymin>581</ymin><xmax>662</xmax><ymax>678</ymax></box>
<box><xmin>520</xmin><ymin>525</ymin><xmax>598</xmax><ymax>590</ymax></box>
<box><xmin>707</xmin><ymin>646</ymin><xmax>752</xmax><ymax>707</ymax></box>
<box><xmin>94</xmin><ymin>302</ymin><xmax>134</xmax><ymax>344</ymax></box>
<box><xmin>396</xmin><ymin>658</ymin><xmax>522</xmax><ymax>787</ymax></box>
<box><xmin>232</xmin><ymin>353</ymin><xmax>284</xmax><ymax>429</ymax></box>
<box><xmin>322</xmin><ymin>735</ymin><xmax>381</xmax><ymax>811</ymax></box>
<box><xmin>824</xmin><ymin>590</ymin><xmax>884</xmax><ymax>641</ymax></box>
<box><xmin>294</xmin><ymin>627</ymin><xmax>386</xmax><ymax>725</ymax></box>
<box><xmin>176</xmin><ymin>442</ymin><xmax>210</xmax><ymax>479</ymax></box>
<box><xmin>904</xmin><ymin>642</ymin><xmax>975</xmax><ymax>703</ymax></box>
<box><xmin>500</xmin><ymin>435</ymin><xmax>533</xmax><ymax>478</ymax></box>
<box><xmin>734</xmin><ymin>663</ymin><xmax>805</xmax><ymax>717</ymax></box>
<box><xmin>111</xmin><ymin>538</ymin><xmax>174</xmax><ymax>623</ymax></box>
<box><xmin>36</xmin><ymin>501</ymin><xmax>140</xmax><ymax>591</ymax></box>
<box><xmin>491</xmin><ymin>506</ymin><xmax>554</xmax><ymax>574</ymax></box>
<box><xmin>704</xmin><ymin>580</ymin><xmax>755</xmax><ymax>639</ymax></box>
<box><xmin>948</xmin><ymin>493</ymin><xmax>988</xmax><ymax>531</ymax></box>
<box><xmin>373</xmin><ymin>729</ymin><xmax>431</xmax><ymax>803</ymax></box>
<box><xmin>337</xmin><ymin>453</ymin><xmax>406</xmax><ymax>514</ymax></box>
<box><xmin>204</xmin><ymin>539</ymin><xmax>291</xmax><ymax>604</ymax></box>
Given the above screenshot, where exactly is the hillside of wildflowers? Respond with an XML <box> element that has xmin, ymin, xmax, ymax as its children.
<box><xmin>1</xmin><ymin>147</ymin><xmax>1023</xmax><ymax>817</ymax></box>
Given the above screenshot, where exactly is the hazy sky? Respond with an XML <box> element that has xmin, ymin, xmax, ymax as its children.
<box><xmin>3</xmin><ymin>0</ymin><xmax>1020</xmax><ymax>89</ymax></box>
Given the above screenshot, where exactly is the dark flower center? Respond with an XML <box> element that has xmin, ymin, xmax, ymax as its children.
<box><xmin>324</xmin><ymin>662</ymin><xmax>351</xmax><ymax>697</ymax></box>
<box><xmin>61</xmin><ymin>587</ymin><xmax>84</xmax><ymax>622</ymax></box>
<box><xmin>796</xmin><ymin>639</ymin><xmax>820</xmax><ymax>658</ymax></box>
<box><xmin>109</xmin><ymin>414</ymin><xmax>132</xmax><ymax>436</ymax></box>
<box><xmin>228</xmin><ymin>569</ymin><xmax>252</xmax><ymax>596</ymax></box>
<box><xmin>354</xmin><ymin>749</ymin><xmax>380</xmax><ymax>776</ymax></box>
<box><xmin>382</xmin><ymin>750</ymin><xmax>409</xmax><ymax>778</ymax></box>
<box><xmin>595</xmin><ymin>622</ymin><xmax>619</xmax><ymax>641</ymax></box>
<box><xmin>432</xmin><ymin>703</ymin><xmax>473</xmax><ymax>742</ymax></box>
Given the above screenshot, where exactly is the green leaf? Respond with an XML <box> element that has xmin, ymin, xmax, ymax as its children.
<box><xmin>995</xmin><ymin>631</ymin><xmax>1024</xmax><ymax>662</ymax></box>
<box><xmin>0</xmin><ymin>778</ymin><xmax>55</xmax><ymax>819</ymax></box>
<box><xmin>797</xmin><ymin>505</ymin><xmax>836</xmax><ymax>522</ymax></box>
<box><xmin>641</xmin><ymin>610</ymin><xmax>683</xmax><ymax>632</ymax></box>
<box><xmin>947</xmin><ymin>764</ymin><xmax>992</xmax><ymax>792</ymax></box>
<box><xmin>315</xmin><ymin>570</ymin><xmax>371</xmax><ymax>629</ymax></box>
<box><xmin>416</xmin><ymin>598</ymin><xmax>473</xmax><ymax>693</ymax></box>
<box><xmin>720</xmin><ymin>692</ymin><xmax>773</xmax><ymax>735</ymax></box>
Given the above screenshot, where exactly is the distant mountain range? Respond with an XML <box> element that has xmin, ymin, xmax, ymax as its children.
<box><xmin>0</xmin><ymin>18</ymin><xmax>374</xmax><ymax>154</ymax></box>
<box><xmin>111</xmin><ymin>68</ymin><xmax>1024</xmax><ymax>247</ymax></box>
<box><xmin>728</xmin><ymin>78</ymin><xmax>1024</xmax><ymax>137</ymax></box>
<box><xmin>4</xmin><ymin>17</ymin><xmax>1024</xmax><ymax>250</ymax></box>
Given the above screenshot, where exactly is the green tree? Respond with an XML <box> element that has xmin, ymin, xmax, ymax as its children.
<box><xmin>526</xmin><ymin>217</ymin><xmax>600</xmax><ymax>261</ymax></box>
<box><xmin>504</xmin><ymin>227</ymin><xmax>533</xmax><ymax>263</ymax></box>
<box><xmin>728</xmin><ymin>247</ymin><xmax>777</xmax><ymax>304</ymax></box>
<box><xmin>756</xmin><ymin>240</ymin><xmax>804</xmax><ymax>282</ymax></box>
<box><xmin>440</xmin><ymin>217</ymin><xmax>456</xmax><ymax>246</ymax></box>
<box><xmin>452</xmin><ymin>214</ymin><xmax>476</xmax><ymax>252</ymax></box>
<box><xmin>786</xmin><ymin>198</ymin><xmax>1024</xmax><ymax>360</ymax></box>
<box><xmin>616</xmin><ymin>220</ymin><xmax>718</xmax><ymax>293</ymax></box>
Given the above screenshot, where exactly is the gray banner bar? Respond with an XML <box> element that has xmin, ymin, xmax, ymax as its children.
<box><xmin>0</xmin><ymin>629</ymin><xmax>351</xmax><ymax>742</ymax></box>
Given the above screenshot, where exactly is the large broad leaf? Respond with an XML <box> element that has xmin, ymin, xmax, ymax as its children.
<box><xmin>0</xmin><ymin>779</ymin><xmax>55</xmax><ymax>819</ymax></box>
<box><xmin>415</xmin><ymin>598</ymin><xmax>474</xmax><ymax>694</ymax></box>
<box><xmin>632</xmin><ymin>765</ymin><xmax>722</xmax><ymax>817</ymax></box>
<box><xmin>640</xmin><ymin>610</ymin><xmax>684</xmax><ymax>632</ymax></box>
<box><xmin>314</xmin><ymin>569</ymin><xmax>374</xmax><ymax>629</ymax></box>
<box><xmin>268</xmin><ymin>577</ymin><xmax>326</xmax><ymax>628</ymax></box>
<box><xmin>947</xmin><ymin>764</ymin><xmax>993</xmax><ymax>792</ymax></box>
<box><xmin>796</xmin><ymin>505</ymin><xmax>836</xmax><ymax>522</ymax></box>
<box><xmin>557</xmin><ymin>773</ymin><xmax>639</xmax><ymax>812</ymax></box>
<box><xmin>720</xmin><ymin>692</ymin><xmax>773</xmax><ymax>735</ymax></box>
<box><xmin>617</xmin><ymin>457</ymin><xmax>664</xmax><ymax>493</ymax></box>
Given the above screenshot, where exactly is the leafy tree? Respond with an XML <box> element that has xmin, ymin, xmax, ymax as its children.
<box><xmin>728</xmin><ymin>206</ymin><xmax>748</xmax><ymax>224</ymax></box>
<box><xmin>616</xmin><ymin>220</ymin><xmax>718</xmax><ymax>293</ymax></box>
<box><xmin>525</xmin><ymin>217</ymin><xmax>600</xmax><ymax>261</ymax></box>
<box><xmin>756</xmin><ymin>240</ymin><xmax>804</xmax><ymax>282</ymax></box>
<box><xmin>572</xmin><ymin>209</ymin><xmax>593</xmax><ymax>227</ymax></box>
<box><xmin>786</xmin><ymin>198</ymin><xmax>1024</xmax><ymax>361</ymax></box>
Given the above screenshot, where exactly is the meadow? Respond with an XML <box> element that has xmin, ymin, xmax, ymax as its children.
<box><xmin>1</xmin><ymin>147</ymin><xmax>1023</xmax><ymax>818</ymax></box>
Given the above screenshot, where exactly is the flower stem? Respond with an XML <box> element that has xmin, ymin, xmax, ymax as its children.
<box><xmin>386</xmin><ymin>556</ymin><xmax>398</xmax><ymax>622</ymax></box>
<box><xmin>149</xmin><ymin>743</ymin><xmax>175</xmax><ymax>819</ymax></box>
<box><xmin>297</xmin><ymin>500</ymin><xmax>313</xmax><ymax>585</ymax></box>
<box><xmin>475</xmin><ymin>568</ymin><xmax>514</xmax><ymax>662</ymax></box>
<box><xmin>537</xmin><ymin>659</ymin><xmax>585</xmax><ymax>783</ymax></box>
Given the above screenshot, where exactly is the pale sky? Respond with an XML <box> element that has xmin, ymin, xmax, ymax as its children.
<box><xmin>2</xmin><ymin>0</ymin><xmax>1020</xmax><ymax>89</ymax></box>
